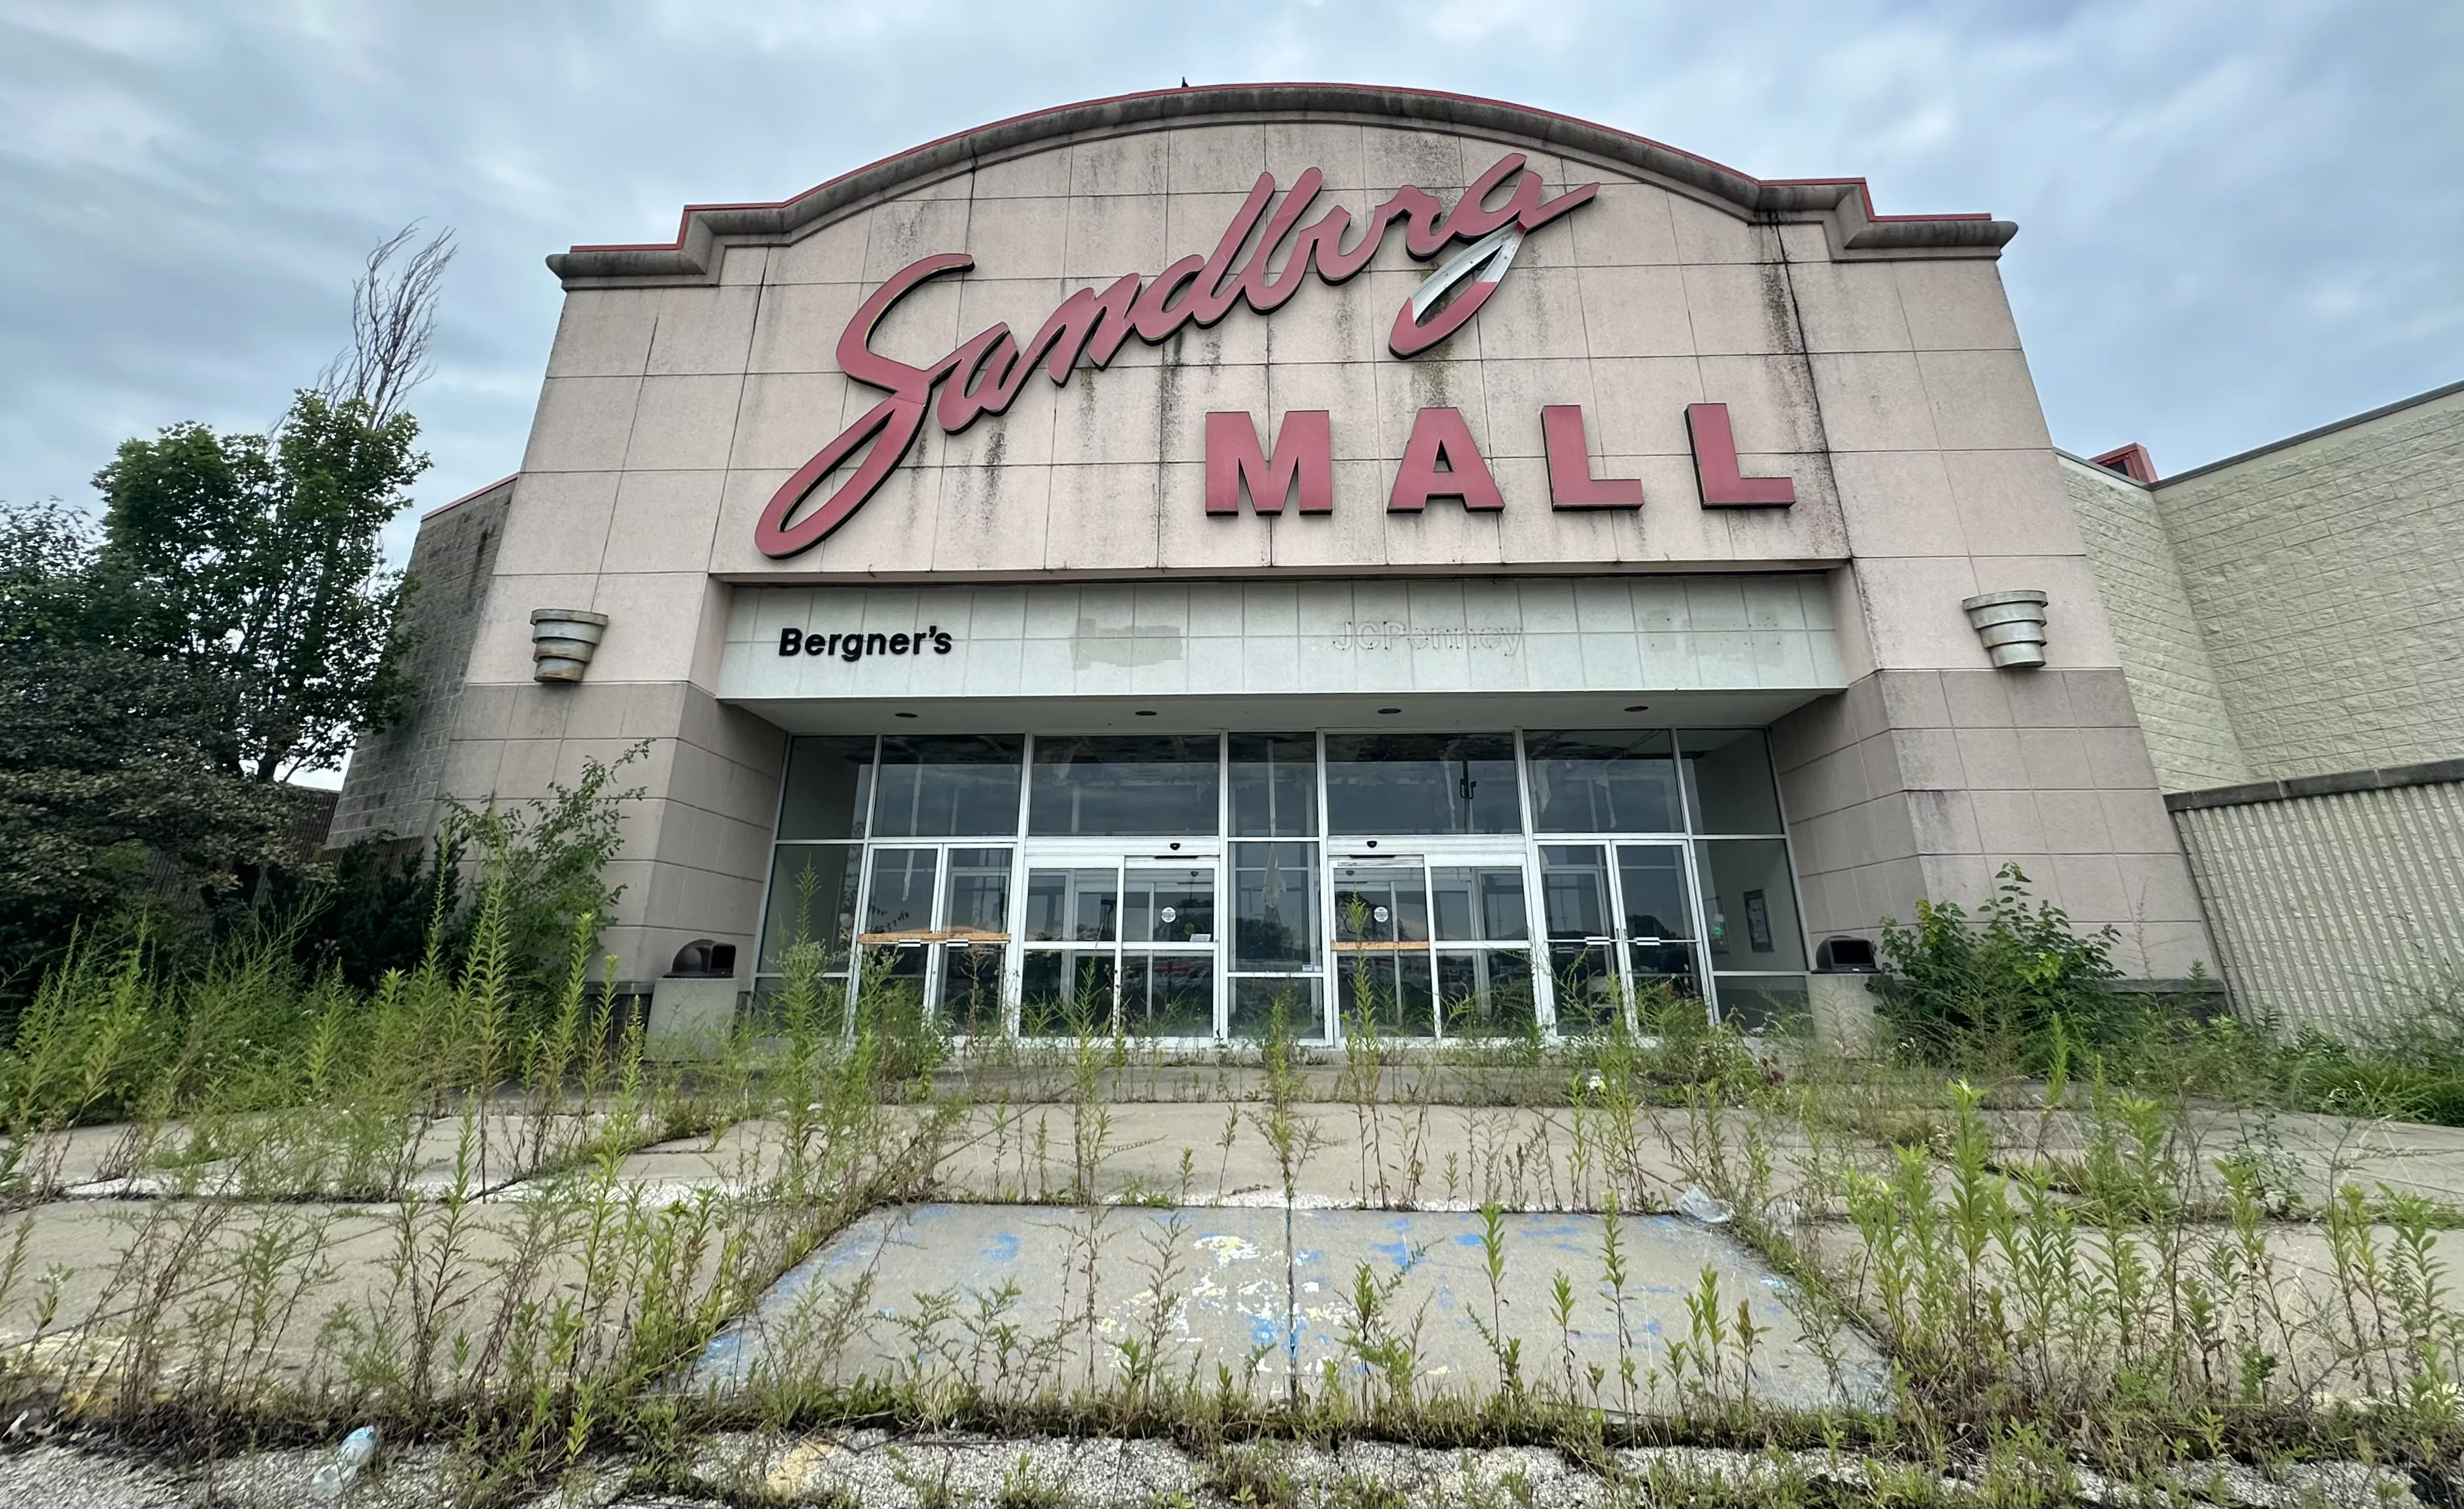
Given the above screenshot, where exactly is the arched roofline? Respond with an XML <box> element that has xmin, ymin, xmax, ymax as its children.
<box><xmin>548</xmin><ymin>83</ymin><xmax>2013</xmax><ymax>286</ymax></box>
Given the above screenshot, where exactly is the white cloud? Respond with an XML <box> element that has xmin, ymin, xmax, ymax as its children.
<box><xmin>0</xmin><ymin>0</ymin><xmax>2452</xmax><ymax>536</ymax></box>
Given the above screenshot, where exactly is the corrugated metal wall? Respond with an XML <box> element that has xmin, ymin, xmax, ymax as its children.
<box><xmin>2174</xmin><ymin>780</ymin><xmax>2464</xmax><ymax>1035</ymax></box>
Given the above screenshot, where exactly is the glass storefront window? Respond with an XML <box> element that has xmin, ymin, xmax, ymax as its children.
<box><xmin>943</xmin><ymin>848</ymin><xmax>1014</xmax><ymax>939</ymax></box>
<box><xmin>1431</xmin><ymin>865</ymin><xmax>1528</xmax><ymax>942</ymax></box>
<box><xmin>1694</xmin><ymin>838</ymin><xmax>1806</xmax><ymax>973</ymax></box>
<box><xmin>1020</xmin><ymin>953</ymin><xmax>1115</xmax><ymax>1035</ymax></box>
<box><xmin>1025</xmin><ymin>868</ymin><xmax>1119</xmax><ymax>942</ymax></box>
<box><xmin>1708</xmin><ymin>975</ymin><xmax>1809</xmax><ymax>1033</ymax></box>
<box><xmin>1230</xmin><ymin>976</ymin><xmax>1321</xmax><ymax>1041</ymax></box>
<box><xmin>778</xmin><ymin>737</ymin><xmax>876</xmax><ymax>840</ymax></box>
<box><xmin>1229</xmin><ymin>733</ymin><xmax>1319</xmax><ymax>837</ymax></box>
<box><xmin>1029</xmin><ymin>735</ymin><xmax>1220</xmax><ymax>836</ymax></box>
<box><xmin>1525</xmin><ymin>731</ymin><xmax>1680</xmax><ymax>832</ymax></box>
<box><xmin>1680</xmin><ymin>729</ymin><xmax>1783</xmax><ymax>834</ymax></box>
<box><xmin>1617</xmin><ymin>843</ymin><xmax>1700</xmax><ymax>1003</ymax></box>
<box><xmin>1438</xmin><ymin>950</ymin><xmax>1536</xmax><ymax>1038</ymax></box>
<box><xmin>753</xmin><ymin>725</ymin><xmax>1812</xmax><ymax>1046</ymax></box>
<box><xmin>1332</xmin><ymin>861</ymin><xmax>1434</xmax><ymax>1036</ymax></box>
<box><xmin>1124</xmin><ymin>954</ymin><xmax>1212</xmax><ymax>1036</ymax></box>
<box><xmin>1323</xmin><ymin>733</ymin><xmax>1519</xmax><ymax>834</ymax></box>
<box><xmin>759</xmin><ymin>843</ymin><xmax>858</xmax><ymax>974</ymax></box>
<box><xmin>936</xmin><ymin>848</ymin><xmax>1012</xmax><ymax>1038</ymax></box>
<box><xmin>861</xmin><ymin>848</ymin><xmax>939</xmax><ymax>937</ymax></box>
<box><xmin>1126</xmin><ymin>866</ymin><xmax>1215</xmax><ymax>944</ymax></box>
<box><xmin>872</xmin><ymin>735</ymin><xmax>1023</xmax><ymax>838</ymax></box>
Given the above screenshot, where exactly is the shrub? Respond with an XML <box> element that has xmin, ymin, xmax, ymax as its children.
<box><xmin>1873</xmin><ymin>863</ymin><xmax>2122</xmax><ymax>1066</ymax></box>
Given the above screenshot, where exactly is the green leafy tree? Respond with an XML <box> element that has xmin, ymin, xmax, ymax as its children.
<box><xmin>0</xmin><ymin>505</ymin><xmax>288</xmax><ymax>967</ymax></box>
<box><xmin>90</xmin><ymin>390</ymin><xmax>426</xmax><ymax>782</ymax></box>
<box><xmin>0</xmin><ymin>224</ymin><xmax>457</xmax><ymax>976</ymax></box>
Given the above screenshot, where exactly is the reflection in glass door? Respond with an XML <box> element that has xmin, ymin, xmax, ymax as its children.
<box><xmin>1333</xmin><ymin>856</ymin><xmax>1535</xmax><ymax>1040</ymax></box>
<box><xmin>1538</xmin><ymin>845</ymin><xmax>1621</xmax><ymax>1034</ymax></box>
<box><xmin>1617</xmin><ymin>843</ymin><xmax>1700</xmax><ymax>1010</ymax></box>
<box><xmin>1122</xmin><ymin>867</ymin><xmax>1216</xmax><ymax>1037</ymax></box>
<box><xmin>1430</xmin><ymin>862</ymin><xmax>1536</xmax><ymax>1038</ymax></box>
<box><xmin>936</xmin><ymin>848</ymin><xmax>1013</xmax><ymax>1036</ymax></box>
<box><xmin>1019</xmin><ymin>853</ymin><xmax>1221</xmax><ymax>1038</ymax></box>
<box><xmin>1229</xmin><ymin>841</ymin><xmax>1321</xmax><ymax>1040</ymax></box>
<box><xmin>1020</xmin><ymin>866</ymin><xmax>1119</xmax><ymax>1034</ymax></box>
<box><xmin>857</xmin><ymin>847</ymin><xmax>939</xmax><ymax>1023</ymax></box>
<box><xmin>855</xmin><ymin>845</ymin><xmax>1015</xmax><ymax>1037</ymax></box>
<box><xmin>1332</xmin><ymin>862</ymin><xmax>1432</xmax><ymax>1038</ymax></box>
<box><xmin>1538</xmin><ymin>842</ymin><xmax>1703</xmax><ymax>1033</ymax></box>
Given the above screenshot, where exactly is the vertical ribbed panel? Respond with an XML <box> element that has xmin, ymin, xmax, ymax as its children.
<box><xmin>2175</xmin><ymin>781</ymin><xmax>2464</xmax><ymax>1036</ymax></box>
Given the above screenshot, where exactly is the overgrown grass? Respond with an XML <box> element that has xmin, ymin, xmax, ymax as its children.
<box><xmin>0</xmin><ymin>861</ymin><xmax>2461</xmax><ymax>1504</ymax></box>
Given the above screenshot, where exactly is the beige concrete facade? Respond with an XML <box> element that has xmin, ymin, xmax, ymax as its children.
<box><xmin>2150</xmin><ymin>383</ymin><xmax>2464</xmax><ymax>784</ymax></box>
<box><xmin>328</xmin><ymin>476</ymin><xmax>514</xmax><ymax>850</ymax></box>
<box><xmin>336</xmin><ymin>85</ymin><xmax>2212</xmax><ymax>993</ymax></box>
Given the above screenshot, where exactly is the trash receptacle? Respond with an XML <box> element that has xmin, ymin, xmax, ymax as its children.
<box><xmin>1808</xmin><ymin>936</ymin><xmax>1881</xmax><ymax>1055</ymax></box>
<box><xmin>647</xmin><ymin>939</ymin><xmax>740</xmax><ymax>1062</ymax></box>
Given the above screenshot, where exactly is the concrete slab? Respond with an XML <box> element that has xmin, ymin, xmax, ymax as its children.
<box><xmin>0</xmin><ymin>1179</ymin><xmax>804</xmax><ymax>1401</ymax></box>
<box><xmin>694</xmin><ymin>1201</ymin><xmax>1885</xmax><ymax>1411</ymax></box>
<box><xmin>1983</xmin><ymin>1106</ymin><xmax>2464</xmax><ymax>1213</ymax></box>
<box><xmin>0</xmin><ymin>1199</ymin><xmax>400</xmax><ymax>1394</ymax></box>
<box><xmin>5</xmin><ymin>1124</ymin><xmax>165</xmax><ymax>1201</ymax></box>
<box><xmin>924</xmin><ymin>1101</ymin><xmax>1698</xmax><ymax>1212</ymax></box>
<box><xmin>603</xmin><ymin>1119</ymin><xmax>798</xmax><ymax>1200</ymax></box>
<box><xmin>49</xmin><ymin>1109</ymin><xmax>639</xmax><ymax>1203</ymax></box>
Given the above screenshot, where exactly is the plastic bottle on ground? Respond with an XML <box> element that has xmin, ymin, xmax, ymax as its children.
<box><xmin>308</xmin><ymin>1426</ymin><xmax>379</xmax><ymax>1501</ymax></box>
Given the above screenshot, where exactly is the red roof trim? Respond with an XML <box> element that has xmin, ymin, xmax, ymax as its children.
<box><xmin>2089</xmin><ymin>443</ymin><xmax>2158</xmax><ymax>485</ymax></box>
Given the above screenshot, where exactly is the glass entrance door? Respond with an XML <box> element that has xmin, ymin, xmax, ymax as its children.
<box><xmin>853</xmin><ymin>843</ymin><xmax>1016</xmax><ymax>1037</ymax></box>
<box><xmin>1332</xmin><ymin>853</ymin><xmax>1536</xmax><ymax>1041</ymax></box>
<box><xmin>1536</xmin><ymin>840</ymin><xmax>1702</xmax><ymax>1034</ymax></box>
<box><xmin>1019</xmin><ymin>847</ymin><xmax>1222</xmax><ymax>1039</ymax></box>
<box><xmin>1617</xmin><ymin>842</ymin><xmax>1702</xmax><ymax>1008</ymax></box>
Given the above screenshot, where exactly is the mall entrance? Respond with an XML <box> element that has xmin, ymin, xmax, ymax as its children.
<box><xmin>755</xmin><ymin>729</ymin><xmax>1810</xmax><ymax>1042</ymax></box>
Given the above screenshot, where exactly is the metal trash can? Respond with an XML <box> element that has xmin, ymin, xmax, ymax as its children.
<box><xmin>1809</xmin><ymin>935</ymin><xmax>1882</xmax><ymax>1055</ymax></box>
<box><xmin>647</xmin><ymin>939</ymin><xmax>740</xmax><ymax>1062</ymax></box>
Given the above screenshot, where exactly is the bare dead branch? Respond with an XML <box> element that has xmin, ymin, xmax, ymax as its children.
<box><xmin>317</xmin><ymin>222</ymin><xmax>458</xmax><ymax>422</ymax></box>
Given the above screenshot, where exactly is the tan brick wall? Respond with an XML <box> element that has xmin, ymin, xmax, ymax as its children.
<box><xmin>2154</xmin><ymin>387</ymin><xmax>2464</xmax><ymax>781</ymax></box>
<box><xmin>2174</xmin><ymin>779</ymin><xmax>2464</xmax><ymax>1034</ymax></box>
<box><xmin>2060</xmin><ymin>458</ymin><xmax>2251</xmax><ymax>793</ymax></box>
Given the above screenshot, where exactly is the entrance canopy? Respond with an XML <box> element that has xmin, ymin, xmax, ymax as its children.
<box><xmin>718</xmin><ymin>576</ymin><xmax>1848</xmax><ymax>730</ymax></box>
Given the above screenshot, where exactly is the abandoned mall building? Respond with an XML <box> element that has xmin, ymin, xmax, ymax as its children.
<box><xmin>328</xmin><ymin>85</ymin><xmax>2464</xmax><ymax>1044</ymax></box>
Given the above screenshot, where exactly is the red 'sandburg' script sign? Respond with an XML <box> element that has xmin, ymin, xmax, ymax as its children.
<box><xmin>752</xmin><ymin>153</ymin><xmax>1598</xmax><ymax>559</ymax></box>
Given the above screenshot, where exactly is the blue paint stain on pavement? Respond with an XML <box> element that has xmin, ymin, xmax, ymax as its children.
<box><xmin>985</xmin><ymin>1231</ymin><xmax>1019</xmax><ymax>1263</ymax></box>
<box><xmin>1452</xmin><ymin>1231</ymin><xmax>1487</xmax><ymax>1248</ymax></box>
<box><xmin>1368</xmin><ymin>1240</ymin><xmax>1413</xmax><ymax>1269</ymax></box>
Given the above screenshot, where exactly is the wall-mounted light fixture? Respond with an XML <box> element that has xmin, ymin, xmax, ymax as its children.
<box><xmin>531</xmin><ymin>608</ymin><xmax>609</xmax><ymax>682</ymax></box>
<box><xmin>1959</xmin><ymin>590</ymin><xmax>2049</xmax><ymax>669</ymax></box>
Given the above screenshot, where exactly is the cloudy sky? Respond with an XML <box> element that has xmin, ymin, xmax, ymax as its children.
<box><xmin>3</xmin><ymin>0</ymin><xmax>2456</xmax><ymax>563</ymax></box>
